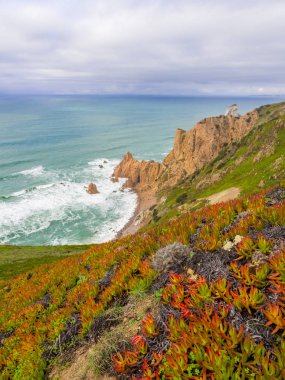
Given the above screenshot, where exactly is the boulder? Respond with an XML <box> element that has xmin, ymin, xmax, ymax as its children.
<box><xmin>86</xmin><ymin>183</ymin><xmax>99</xmax><ymax>194</ymax></box>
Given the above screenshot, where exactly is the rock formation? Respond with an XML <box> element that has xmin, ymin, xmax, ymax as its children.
<box><xmin>113</xmin><ymin>108</ymin><xmax>259</xmax><ymax>193</ymax></box>
<box><xmin>113</xmin><ymin>152</ymin><xmax>164</xmax><ymax>192</ymax></box>
<box><xmin>86</xmin><ymin>183</ymin><xmax>99</xmax><ymax>194</ymax></box>
<box><xmin>225</xmin><ymin>104</ymin><xmax>240</xmax><ymax>117</ymax></box>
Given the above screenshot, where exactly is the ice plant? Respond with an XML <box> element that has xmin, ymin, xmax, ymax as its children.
<box><xmin>257</xmin><ymin>234</ymin><xmax>272</xmax><ymax>254</ymax></box>
<box><xmin>263</xmin><ymin>303</ymin><xmax>285</xmax><ymax>334</ymax></box>
<box><xmin>112</xmin><ymin>351</ymin><xmax>139</xmax><ymax>373</ymax></box>
<box><xmin>231</xmin><ymin>285</ymin><xmax>265</xmax><ymax>314</ymax></box>
<box><xmin>142</xmin><ymin>313</ymin><xmax>159</xmax><ymax>337</ymax></box>
<box><xmin>0</xmin><ymin>187</ymin><xmax>285</xmax><ymax>378</ymax></box>
<box><xmin>236</xmin><ymin>237</ymin><xmax>256</xmax><ymax>259</ymax></box>
<box><xmin>131</xmin><ymin>335</ymin><xmax>148</xmax><ymax>355</ymax></box>
<box><xmin>230</xmin><ymin>262</ymin><xmax>271</xmax><ymax>288</ymax></box>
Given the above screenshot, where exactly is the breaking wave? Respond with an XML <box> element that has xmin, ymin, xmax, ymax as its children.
<box><xmin>0</xmin><ymin>159</ymin><xmax>137</xmax><ymax>245</ymax></box>
<box><xmin>17</xmin><ymin>165</ymin><xmax>45</xmax><ymax>177</ymax></box>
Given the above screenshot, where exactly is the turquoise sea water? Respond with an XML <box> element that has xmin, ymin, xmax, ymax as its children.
<box><xmin>0</xmin><ymin>95</ymin><xmax>282</xmax><ymax>245</ymax></box>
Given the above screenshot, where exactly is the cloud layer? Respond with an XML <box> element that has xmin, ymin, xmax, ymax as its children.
<box><xmin>0</xmin><ymin>0</ymin><xmax>284</xmax><ymax>95</ymax></box>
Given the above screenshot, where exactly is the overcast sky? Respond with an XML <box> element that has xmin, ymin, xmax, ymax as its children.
<box><xmin>0</xmin><ymin>0</ymin><xmax>284</xmax><ymax>95</ymax></box>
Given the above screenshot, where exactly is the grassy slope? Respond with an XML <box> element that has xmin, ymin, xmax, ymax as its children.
<box><xmin>114</xmin><ymin>187</ymin><xmax>285</xmax><ymax>379</ymax></box>
<box><xmin>1</xmin><ymin>187</ymin><xmax>285</xmax><ymax>379</ymax></box>
<box><xmin>0</xmin><ymin>102</ymin><xmax>285</xmax><ymax>378</ymax></box>
<box><xmin>0</xmin><ymin>245</ymin><xmax>92</xmax><ymax>281</ymax></box>
<box><xmin>154</xmin><ymin>101</ymin><xmax>285</xmax><ymax>223</ymax></box>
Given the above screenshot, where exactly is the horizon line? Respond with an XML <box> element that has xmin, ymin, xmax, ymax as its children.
<box><xmin>0</xmin><ymin>93</ymin><xmax>284</xmax><ymax>98</ymax></box>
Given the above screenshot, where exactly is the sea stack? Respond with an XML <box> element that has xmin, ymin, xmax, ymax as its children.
<box><xmin>86</xmin><ymin>183</ymin><xmax>99</xmax><ymax>194</ymax></box>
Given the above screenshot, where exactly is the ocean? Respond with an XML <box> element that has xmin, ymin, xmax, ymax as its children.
<box><xmin>0</xmin><ymin>95</ymin><xmax>281</xmax><ymax>245</ymax></box>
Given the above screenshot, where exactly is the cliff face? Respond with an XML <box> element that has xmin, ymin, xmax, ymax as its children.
<box><xmin>113</xmin><ymin>152</ymin><xmax>164</xmax><ymax>191</ymax></box>
<box><xmin>113</xmin><ymin>109</ymin><xmax>259</xmax><ymax>192</ymax></box>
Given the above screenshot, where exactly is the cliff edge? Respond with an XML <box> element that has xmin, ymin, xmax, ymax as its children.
<box><xmin>113</xmin><ymin>108</ymin><xmax>259</xmax><ymax>193</ymax></box>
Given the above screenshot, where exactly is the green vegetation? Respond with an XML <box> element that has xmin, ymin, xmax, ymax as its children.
<box><xmin>0</xmin><ymin>102</ymin><xmax>285</xmax><ymax>379</ymax></box>
<box><xmin>1</xmin><ymin>186</ymin><xmax>285</xmax><ymax>378</ymax></box>
<box><xmin>0</xmin><ymin>245</ymin><xmax>91</xmax><ymax>281</ymax></box>
<box><xmin>114</xmin><ymin>189</ymin><xmax>285</xmax><ymax>379</ymax></box>
<box><xmin>86</xmin><ymin>295</ymin><xmax>157</xmax><ymax>377</ymax></box>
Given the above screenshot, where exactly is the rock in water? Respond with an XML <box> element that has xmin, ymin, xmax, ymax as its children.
<box><xmin>111</xmin><ymin>176</ymin><xmax>119</xmax><ymax>183</ymax></box>
<box><xmin>86</xmin><ymin>183</ymin><xmax>99</xmax><ymax>194</ymax></box>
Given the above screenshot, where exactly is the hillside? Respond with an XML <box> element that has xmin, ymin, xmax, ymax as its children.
<box><xmin>0</xmin><ymin>245</ymin><xmax>91</xmax><ymax>282</ymax></box>
<box><xmin>1</xmin><ymin>186</ymin><xmax>285</xmax><ymax>379</ymax></box>
<box><xmin>137</xmin><ymin>102</ymin><xmax>285</xmax><ymax>226</ymax></box>
<box><xmin>0</xmin><ymin>102</ymin><xmax>285</xmax><ymax>379</ymax></box>
<box><xmin>113</xmin><ymin>187</ymin><xmax>285</xmax><ymax>379</ymax></box>
<box><xmin>113</xmin><ymin>105</ymin><xmax>259</xmax><ymax>193</ymax></box>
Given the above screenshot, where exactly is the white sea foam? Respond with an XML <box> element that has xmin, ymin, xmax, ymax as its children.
<box><xmin>90</xmin><ymin>187</ymin><xmax>137</xmax><ymax>244</ymax></box>
<box><xmin>11</xmin><ymin>184</ymin><xmax>55</xmax><ymax>197</ymax></box>
<box><xmin>17</xmin><ymin>165</ymin><xmax>44</xmax><ymax>177</ymax></box>
<box><xmin>10</xmin><ymin>189</ymin><xmax>26</xmax><ymax>197</ymax></box>
<box><xmin>0</xmin><ymin>159</ymin><xmax>137</xmax><ymax>245</ymax></box>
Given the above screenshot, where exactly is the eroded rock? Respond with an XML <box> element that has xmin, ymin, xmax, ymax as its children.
<box><xmin>113</xmin><ymin>109</ymin><xmax>258</xmax><ymax>193</ymax></box>
<box><xmin>86</xmin><ymin>183</ymin><xmax>99</xmax><ymax>194</ymax></box>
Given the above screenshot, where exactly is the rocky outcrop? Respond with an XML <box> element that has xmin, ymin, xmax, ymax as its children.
<box><xmin>86</xmin><ymin>183</ymin><xmax>99</xmax><ymax>194</ymax></box>
<box><xmin>162</xmin><ymin>110</ymin><xmax>258</xmax><ymax>187</ymax></box>
<box><xmin>225</xmin><ymin>104</ymin><xmax>239</xmax><ymax>117</ymax></box>
<box><xmin>113</xmin><ymin>109</ymin><xmax>259</xmax><ymax>192</ymax></box>
<box><xmin>113</xmin><ymin>152</ymin><xmax>164</xmax><ymax>191</ymax></box>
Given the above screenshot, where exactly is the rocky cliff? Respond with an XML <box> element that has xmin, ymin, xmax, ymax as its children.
<box><xmin>113</xmin><ymin>108</ymin><xmax>259</xmax><ymax>193</ymax></box>
<box><xmin>113</xmin><ymin>152</ymin><xmax>163</xmax><ymax>191</ymax></box>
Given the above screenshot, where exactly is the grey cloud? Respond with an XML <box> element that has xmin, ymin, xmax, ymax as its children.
<box><xmin>0</xmin><ymin>0</ymin><xmax>284</xmax><ymax>94</ymax></box>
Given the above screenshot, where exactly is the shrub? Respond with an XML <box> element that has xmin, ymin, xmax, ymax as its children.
<box><xmin>176</xmin><ymin>193</ymin><xmax>188</xmax><ymax>204</ymax></box>
<box><xmin>151</xmin><ymin>243</ymin><xmax>190</xmax><ymax>274</ymax></box>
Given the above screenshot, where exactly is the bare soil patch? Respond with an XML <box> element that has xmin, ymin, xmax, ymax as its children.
<box><xmin>206</xmin><ymin>187</ymin><xmax>240</xmax><ymax>205</ymax></box>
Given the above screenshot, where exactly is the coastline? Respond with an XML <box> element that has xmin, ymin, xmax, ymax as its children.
<box><xmin>116</xmin><ymin>188</ymin><xmax>156</xmax><ymax>238</ymax></box>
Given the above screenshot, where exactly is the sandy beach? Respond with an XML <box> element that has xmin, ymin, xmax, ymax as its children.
<box><xmin>116</xmin><ymin>188</ymin><xmax>156</xmax><ymax>238</ymax></box>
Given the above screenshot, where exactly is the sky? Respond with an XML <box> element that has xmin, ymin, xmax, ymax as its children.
<box><xmin>0</xmin><ymin>0</ymin><xmax>284</xmax><ymax>95</ymax></box>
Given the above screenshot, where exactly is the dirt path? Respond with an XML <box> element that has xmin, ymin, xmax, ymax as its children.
<box><xmin>49</xmin><ymin>296</ymin><xmax>157</xmax><ymax>380</ymax></box>
<box><xmin>206</xmin><ymin>187</ymin><xmax>240</xmax><ymax>205</ymax></box>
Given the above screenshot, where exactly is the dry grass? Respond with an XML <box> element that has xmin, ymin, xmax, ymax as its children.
<box><xmin>50</xmin><ymin>295</ymin><xmax>158</xmax><ymax>380</ymax></box>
